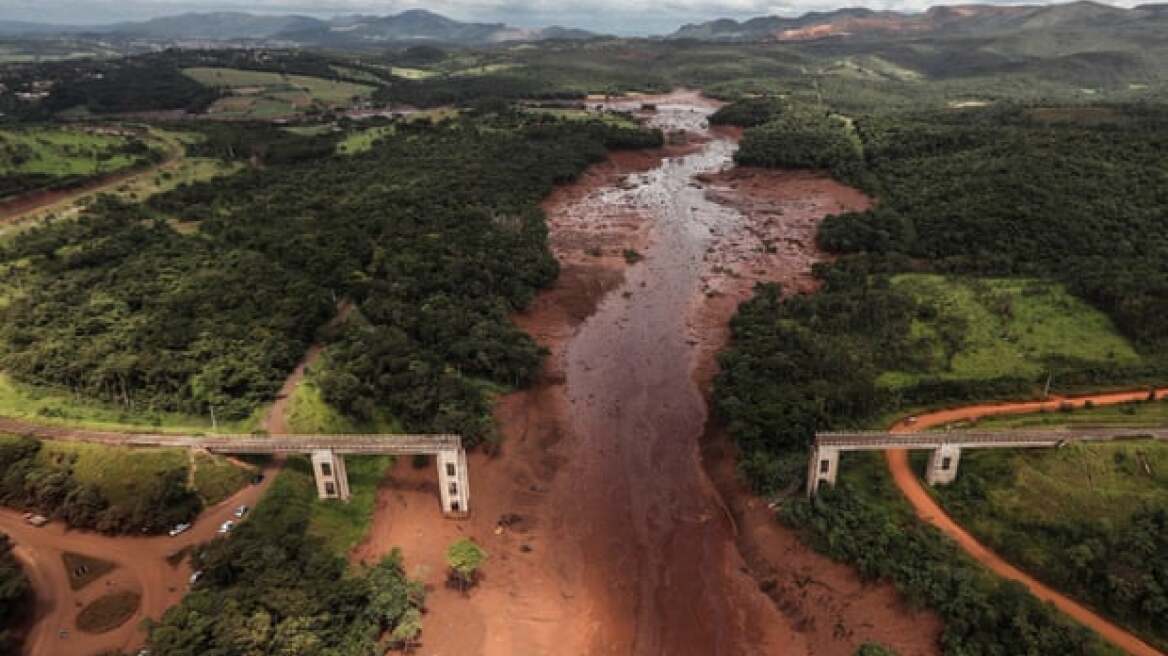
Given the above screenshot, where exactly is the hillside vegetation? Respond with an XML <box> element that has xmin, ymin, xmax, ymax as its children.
<box><xmin>0</xmin><ymin>534</ymin><xmax>27</xmax><ymax>656</ymax></box>
<box><xmin>935</xmin><ymin>439</ymin><xmax>1168</xmax><ymax>649</ymax></box>
<box><xmin>714</xmin><ymin>98</ymin><xmax>1168</xmax><ymax>654</ymax></box>
<box><xmin>0</xmin><ymin>435</ymin><xmax>249</xmax><ymax>533</ymax></box>
<box><xmin>0</xmin><ymin>114</ymin><xmax>661</xmax><ymax>444</ymax></box>
<box><xmin>0</xmin><ymin>126</ymin><xmax>158</xmax><ymax>199</ymax></box>
<box><xmin>146</xmin><ymin>459</ymin><xmax>425</xmax><ymax>655</ymax></box>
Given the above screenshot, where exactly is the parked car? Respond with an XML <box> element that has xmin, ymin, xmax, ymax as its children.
<box><xmin>251</xmin><ymin>474</ymin><xmax>265</xmax><ymax>485</ymax></box>
<box><xmin>22</xmin><ymin>513</ymin><xmax>48</xmax><ymax>527</ymax></box>
<box><xmin>189</xmin><ymin>570</ymin><xmax>202</xmax><ymax>586</ymax></box>
<box><xmin>218</xmin><ymin>520</ymin><xmax>235</xmax><ymax>534</ymax></box>
<box><xmin>168</xmin><ymin>522</ymin><xmax>191</xmax><ymax>537</ymax></box>
<box><xmin>232</xmin><ymin>505</ymin><xmax>249</xmax><ymax>519</ymax></box>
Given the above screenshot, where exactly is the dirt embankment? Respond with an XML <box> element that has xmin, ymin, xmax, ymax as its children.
<box><xmin>354</xmin><ymin>92</ymin><xmax>942</xmax><ymax>656</ymax></box>
<box><xmin>887</xmin><ymin>390</ymin><xmax>1168</xmax><ymax>656</ymax></box>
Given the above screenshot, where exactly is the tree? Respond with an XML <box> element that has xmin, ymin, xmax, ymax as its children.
<box><xmin>445</xmin><ymin>538</ymin><xmax>486</xmax><ymax>592</ymax></box>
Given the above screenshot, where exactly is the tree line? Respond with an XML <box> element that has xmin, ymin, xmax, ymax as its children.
<box><xmin>712</xmin><ymin>99</ymin><xmax>1168</xmax><ymax>654</ymax></box>
<box><xmin>144</xmin><ymin>460</ymin><xmax>425</xmax><ymax>655</ymax></box>
<box><xmin>0</xmin><ymin>436</ymin><xmax>200</xmax><ymax>534</ymax></box>
<box><xmin>0</xmin><ymin>114</ymin><xmax>661</xmax><ymax>446</ymax></box>
<box><xmin>0</xmin><ymin>534</ymin><xmax>28</xmax><ymax>656</ymax></box>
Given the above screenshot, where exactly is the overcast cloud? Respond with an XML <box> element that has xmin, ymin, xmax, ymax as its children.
<box><xmin>0</xmin><ymin>0</ymin><xmax>1146</xmax><ymax>35</ymax></box>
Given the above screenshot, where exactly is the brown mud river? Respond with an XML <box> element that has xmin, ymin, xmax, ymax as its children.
<box><xmin>358</xmin><ymin>90</ymin><xmax>937</xmax><ymax>656</ymax></box>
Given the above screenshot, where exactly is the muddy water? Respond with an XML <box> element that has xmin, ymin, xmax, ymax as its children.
<box><xmin>548</xmin><ymin>101</ymin><xmax>781</xmax><ymax>654</ymax></box>
<box><xmin>359</xmin><ymin>92</ymin><xmax>938</xmax><ymax>656</ymax></box>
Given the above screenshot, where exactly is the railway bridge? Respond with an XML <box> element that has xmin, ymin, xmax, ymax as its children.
<box><xmin>807</xmin><ymin>427</ymin><xmax>1168</xmax><ymax>497</ymax></box>
<box><xmin>1</xmin><ymin>423</ymin><xmax>470</xmax><ymax>517</ymax></box>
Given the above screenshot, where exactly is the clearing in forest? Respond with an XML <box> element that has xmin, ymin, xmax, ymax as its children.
<box><xmin>878</xmin><ymin>274</ymin><xmax>1142</xmax><ymax>389</ymax></box>
<box><xmin>182</xmin><ymin>67</ymin><xmax>374</xmax><ymax>119</ymax></box>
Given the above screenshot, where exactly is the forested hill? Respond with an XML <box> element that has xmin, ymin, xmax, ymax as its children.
<box><xmin>711</xmin><ymin>98</ymin><xmax>1168</xmax><ymax>654</ymax></box>
<box><xmin>0</xmin><ymin>114</ymin><xmax>662</xmax><ymax>442</ymax></box>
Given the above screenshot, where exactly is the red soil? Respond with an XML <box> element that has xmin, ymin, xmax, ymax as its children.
<box><xmin>356</xmin><ymin>92</ymin><xmax>942</xmax><ymax>656</ymax></box>
<box><xmin>887</xmin><ymin>389</ymin><xmax>1168</xmax><ymax>656</ymax></box>
<box><xmin>0</xmin><ymin>313</ymin><xmax>342</xmax><ymax>656</ymax></box>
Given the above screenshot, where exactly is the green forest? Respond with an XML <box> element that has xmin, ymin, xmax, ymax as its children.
<box><xmin>146</xmin><ymin>459</ymin><xmax>425</xmax><ymax>655</ymax></box>
<box><xmin>713</xmin><ymin>98</ymin><xmax>1168</xmax><ymax>654</ymax></box>
<box><xmin>0</xmin><ymin>113</ymin><xmax>661</xmax><ymax>444</ymax></box>
<box><xmin>0</xmin><ymin>435</ymin><xmax>203</xmax><ymax>534</ymax></box>
<box><xmin>0</xmin><ymin>534</ymin><xmax>27</xmax><ymax>656</ymax></box>
<box><xmin>934</xmin><ymin>443</ymin><xmax>1168</xmax><ymax>649</ymax></box>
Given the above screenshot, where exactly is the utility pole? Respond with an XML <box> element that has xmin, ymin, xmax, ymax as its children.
<box><xmin>1043</xmin><ymin>373</ymin><xmax>1053</xmax><ymax>399</ymax></box>
<box><xmin>210</xmin><ymin>406</ymin><xmax>218</xmax><ymax>432</ymax></box>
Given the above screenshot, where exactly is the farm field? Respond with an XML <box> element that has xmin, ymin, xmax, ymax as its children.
<box><xmin>182</xmin><ymin>67</ymin><xmax>374</xmax><ymax>119</ymax></box>
<box><xmin>0</xmin><ymin>126</ymin><xmax>148</xmax><ymax>176</ymax></box>
<box><xmin>0</xmin><ymin>126</ymin><xmax>156</xmax><ymax>201</ymax></box>
<box><xmin>336</xmin><ymin>124</ymin><xmax>394</xmax><ymax>155</ymax></box>
<box><xmin>878</xmin><ymin>274</ymin><xmax>1143</xmax><ymax>389</ymax></box>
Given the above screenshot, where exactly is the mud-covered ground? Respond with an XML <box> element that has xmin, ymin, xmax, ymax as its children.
<box><xmin>355</xmin><ymin>91</ymin><xmax>941</xmax><ymax>656</ymax></box>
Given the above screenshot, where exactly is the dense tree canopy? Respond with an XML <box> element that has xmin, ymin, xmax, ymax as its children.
<box><xmin>0</xmin><ymin>115</ymin><xmax>660</xmax><ymax>444</ymax></box>
<box><xmin>0</xmin><ymin>534</ymin><xmax>28</xmax><ymax>656</ymax></box>
<box><xmin>146</xmin><ymin>462</ymin><xmax>424</xmax><ymax>655</ymax></box>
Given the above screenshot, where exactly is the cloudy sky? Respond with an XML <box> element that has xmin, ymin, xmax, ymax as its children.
<box><xmin>0</xmin><ymin>0</ymin><xmax>1145</xmax><ymax>35</ymax></box>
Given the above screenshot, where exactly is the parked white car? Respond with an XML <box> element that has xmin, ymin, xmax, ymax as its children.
<box><xmin>189</xmin><ymin>570</ymin><xmax>202</xmax><ymax>585</ymax></box>
<box><xmin>232</xmin><ymin>505</ymin><xmax>249</xmax><ymax>519</ymax></box>
<box><xmin>168</xmin><ymin>522</ymin><xmax>191</xmax><ymax>537</ymax></box>
<box><xmin>218</xmin><ymin>520</ymin><xmax>235</xmax><ymax>534</ymax></box>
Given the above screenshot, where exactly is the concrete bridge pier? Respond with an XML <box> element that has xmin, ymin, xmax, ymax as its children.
<box><xmin>925</xmin><ymin>444</ymin><xmax>961</xmax><ymax>486</ymax></box>
<box><xmin>806</xmin><ymin>445</ymin><xmax>841</xmax><ymax>498</ymax></box>
<box><xmin>436</xmin><ymin>447</ymin><xmax>470</xmax><ymax>517</ymax></box>
<box><xmin>312</xmin><ymin>449</ymin><xmax>351</xmax><ymax>501</ymax></box>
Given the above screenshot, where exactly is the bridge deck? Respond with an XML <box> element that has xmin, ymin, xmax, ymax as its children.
<box><xmin>816</xmin><ymin>428</ymin><xmax>1168</xmax><ymax>450</ymax></box>
<box><xmin>123</xmin><ymin>434</ymin><xmax>464</xmax><ymax>455</ymax></box>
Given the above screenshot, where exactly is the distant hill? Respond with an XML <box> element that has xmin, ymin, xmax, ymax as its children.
<box><xmin>667</xmin><ymin>1</ymin><xmax>1168</xmax><ymax>42</ymax></box>
<box><xmin>101</xmin><ymin>12</ymin><xmax>326</xmax><ymax>40</ymax></box>
<box><xmin>0</xmin><ymin>9</ymin><xmax>596</xmax><ymax>46</ymax></box>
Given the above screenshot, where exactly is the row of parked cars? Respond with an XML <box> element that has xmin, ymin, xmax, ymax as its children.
<box><xmin>168</xmin><ymin>504</ymin><xmax>250</xmax><ymax>539</ymax></box>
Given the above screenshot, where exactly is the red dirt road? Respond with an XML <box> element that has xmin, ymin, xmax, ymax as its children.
<box><xmin>887</xmin><ymin>388</ymin><xmax>1168</xmax><ymax>656</ymax></box>
<box><xmin>0</xmin><ymin>313</ymin><xmax>341</xmax><ymax>656</ymax></box>
<box><xmin>0</xmin><ymin>462</ymin><xmax>279</xmax><ymax>656</ymax></box>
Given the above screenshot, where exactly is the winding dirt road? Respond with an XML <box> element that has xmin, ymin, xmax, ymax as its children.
<box><xmin>887</xmin><ymin>388</ymin><xmax>1168</xmax><ymax>656</ymax></box>
<box><xmin>0</xmin><ymin>317</ymin><xmax>335</xmax><ymax>656</ymax></box>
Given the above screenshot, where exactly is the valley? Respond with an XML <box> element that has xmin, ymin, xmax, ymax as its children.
<box><xmin>0</xmin><ymin>4</ymin><xmax>1166</xmax><ymax>656</ymax></box>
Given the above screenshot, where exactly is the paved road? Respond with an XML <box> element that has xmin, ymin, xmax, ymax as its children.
<box><xmin>886</xmin><ymin>388</ymin><xmax>1168</xmax><ymax>656</ymax></box>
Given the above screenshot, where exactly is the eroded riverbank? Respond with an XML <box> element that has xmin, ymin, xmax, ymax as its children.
<box><xmin>356</xmin><ymin>91</ymin><xmax>939</xmax><ymax>655</ymax></box>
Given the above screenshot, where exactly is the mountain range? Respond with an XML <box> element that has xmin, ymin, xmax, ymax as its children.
<box><xmin>0</xmin><ymin>2</ymin><xmax>1165</xmax><ymax>47</ymax></box>
<box><xmin>668</xmin><ymin>1</ymin><xmax>1168</xmax><ymax>42</ymax></box>
<box><xmin>0</xmin><ymin>9</ymin><xmax>596</xmax><ymax>46</ymax></box>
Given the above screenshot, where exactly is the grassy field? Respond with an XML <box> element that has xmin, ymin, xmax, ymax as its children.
<box><xmin>183</xmin><ymin>67</ymin><xmax>374</xmax><ymax>119</ymax></box>
<box><xmin>287</xmin><ymin>377</ymin><xmax>400</xmax><ymax>555</ymax></box>
<box><xmin>972</xmin><ymin>397</ymin><xmax>1168</xmax><ymax>430</ymax></box>
<box><xmin>389</xmin><ymin>66</ymin><xmax>439</xmax><ymax>80</ymax></box>
<box><xmin>525</xmin><ymin>107</ymin><xmax>639</xmax><ymax>127</ymax></box>
<box><xmin>0</xmin><ymin>372</ymin><xmax>262</xmax><ymax>434</ymax></box>
<box><xmin>307</xmin><ymin>455</ymin><xmax>393</xmax><ymax>555</ymax></box>
<box><xmin>0</xmin><ymin>127</ymin><xmax>147</xmax><ymax>176</ymax></box>
<box><xmin>878</xmin><ymin>275</ymin><xmax>1142</xmax><ymax>389</ymax></box>
<box><xmin>337</xmin><ymin>125</ymin><xmax>395</xmax><ymax>155</ymax></box>
<box><xmin>21</xmin><ymin>439</ymin><xmax>246</xmax><ymax>508</ymax></box>
<box><xmin>192</xmin><ymin>451</ymin><xmax>255</xmax><ymax>505</ymax></box>
<box><xmin>941</xmin><ymin>440</ymin><xmax>1168</xmax><ymax>537</ymax></box>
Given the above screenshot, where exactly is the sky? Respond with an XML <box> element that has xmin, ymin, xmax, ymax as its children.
<box><xmin>0</xmin><ymin>0</ymin><xmax>1146</xmax><ymax>35</ymax></box>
